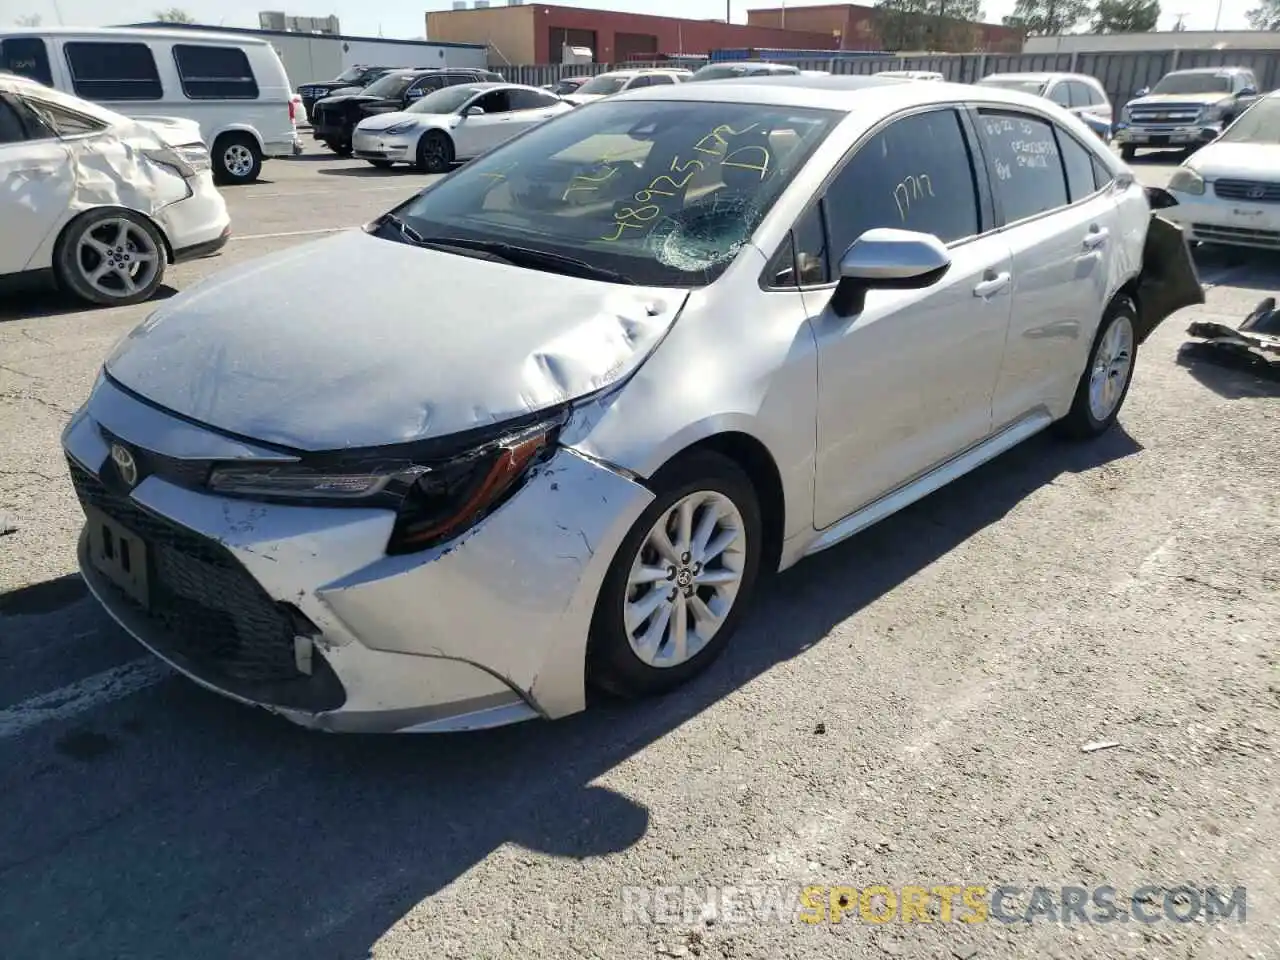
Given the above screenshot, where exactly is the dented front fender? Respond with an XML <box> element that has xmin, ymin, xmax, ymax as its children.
<box><xmin>1135</xmin><ymin>212</ymin><xmax>1206</xmax><ymax>344</ymax></box>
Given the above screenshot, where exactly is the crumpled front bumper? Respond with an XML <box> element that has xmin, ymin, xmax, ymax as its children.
<box><xmin>61</xmin><ymin>376</ymin><xmax>654</xmax><ymax>733</ymax></box>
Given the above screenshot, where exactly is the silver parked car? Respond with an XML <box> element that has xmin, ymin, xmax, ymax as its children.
<box><xmin>63</xmin><ymin>76</ymin><xmax>1202</xmax><ymax>733</ymax></box>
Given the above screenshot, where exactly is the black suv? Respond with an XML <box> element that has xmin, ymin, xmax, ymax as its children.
<box><xmin>311</xmin><ymin>67</ymin><xmax>504</xmax><ymax>154</ymax></box>
<box><xmin>296</xmin><ymin>65</ymin><xmax>401</xmax><ymax>124</ymax></box>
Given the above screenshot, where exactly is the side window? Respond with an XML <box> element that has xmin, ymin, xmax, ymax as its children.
<box><xmin>1091</xmin><ymin>155</ymin><xmax>1114</xmax><ymax>192</ymax></box>
<box><xmin>64</xmin><ymin>42</ymin><xmax>162</xmax><ymax>101</ymax></box>
<box><xmin>473</xmin><ymin>90</ymin><xmax>511</xmax><ymax>113</ymax></box>
<box><xmin>173</xmin><ymin>45</ymin><xmax>259</xmax><ymax>100</ymax></box>
<box><xmin>0</xmin><ymin>98</ymin><xmax>29</xmax><ymax>144</ymax></box>
<box><xmin>824</xmin><ymin>108</ymin><xmax>981</xmax><ymax>254</ymax></box>
<box><xmin>767</xmin><ymin>204</ymin><xmax>830</xmax><ymax>288</ymax></box>
<box><xmin>647</xmin><ymin>74</ymin><xmax>675</xmax><ymax>85</ymax></box>
<box><xmin>628</xmin><ymin>76</ymin><xmax>652</xmax><ymax>89</ymax></box>
<box><xmin>1048</xmin><ymin>82</ymin><xmax>1071</xmax><ymax>107</ymax></box>
<box><xmin>1064</xmin><ymin>81</ymin><xmax>1087</xmax><ymax>107</ymax></box>
<box><xmin>507</xmin><ymin>89</ymin><xmax>549</xmax><ymax>111</ymax></box>
<box><xmin>1057</xmin><ymin>127</ymin><xmax>1099</xmax><ymax>202</ymax></box>
<box><xmin>409</xmin><ymin>76</ymin><xmax>443</xmax><ymax>98</ymax></box>
<box><xmin>1087</xmin><ymin>84</ymin><xmax>1106</xmax><ymax>106</ymax></box>
<box><xmin>25</xmin><ymin>98</ymin><xmax>105</xmax><ymax>137</ymax></box>
<box><xmin>1</xmin><ymin>38</ymin><xmax>53</xmax><ymax>86</ymax></box>
<box><xmin>976</xmin><ymin>110</ymin><xmax>1069</xmax><ymax>224</ymax></box>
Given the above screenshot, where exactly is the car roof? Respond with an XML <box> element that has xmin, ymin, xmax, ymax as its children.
<box><xmin>0</xmin><ymin>25</ymin><xmax>274</xmax><ymax>46</ymax></box>
<box><xmin>0</xmin><ymin>71</ymin><xmax>129</xmax><ymax>123</ymax></box>
<box><xmin>613</xmin><ymin>72</ymin><xmax>1060</xmax><ymax>113</ymax></box>
<box><xmin>1168</xmin><ymin>66</ymin><xmax>1248</xmax><ymax>75</ymax></box>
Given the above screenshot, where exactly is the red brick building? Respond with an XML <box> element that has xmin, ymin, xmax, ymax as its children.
<box><xmin>426</xmin><ymin>3</ymin><xmax>839</xmax><ymax>66</ymax></box>
<box><xmin>748</xmin><ymin>3</ymin><xmax>1023</xmax><ymax>54</ymax></box>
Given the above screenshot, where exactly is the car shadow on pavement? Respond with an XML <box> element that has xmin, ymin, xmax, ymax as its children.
<box><xmin>0</xmin><ymin>285</ymin><xmax>178</xmax><ymax>324</ymax></box>
<box><xmin>1175</xmin><ymin>347</ymin><xmax>1280</xmax><ymax>399</ymax></box>
<box><xmin>317</xmin><ymin>165</ymin><xmax>415</xmax><ymax>177</ymax></box>
<box><xmin>1193</xmin><ymin>246</ymin><xmax>1280</xmax><ymax>292</ymax></box>
<box><xmin>0</xmin><ymin>426</ymin><xmax>1143</xmax><ymax>960</ymax></box>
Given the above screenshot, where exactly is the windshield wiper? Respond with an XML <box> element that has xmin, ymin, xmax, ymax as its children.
<box><xmin>413</xmin><ymin>236</ymin><xmax>637</xmax><ymax>285</ymax></box>
<box><xmin>372</xmin><ymin>213</ymin><xmax>427</xmax><ymax>245</ymax></box>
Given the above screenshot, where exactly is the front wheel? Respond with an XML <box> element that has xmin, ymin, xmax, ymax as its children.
<box><xmin>416</xmin><ymin>130</ymin><xmax>455</xmax><ymax>174</ymax></box>
<box><xmin>1055</xmin><ymin>297</ymin><xmax>1137</xmax><ymax>440</ymax></box>
<box><xmin>588</xmin><ymin>451</ymin><xmax>762</xmax><ymax>699</ymax></box>
<box><xmin>213</xmin><ymin>133</ymin><xmax>262</xmax><ymax>184</ymax></box>
<box><xmin>54</xmin><ymin>209</ymin><xmax>167</xmax><ymax>307</ymax></box>
<box><xmin>1119</xmin><ymin>144</ymin><xmax>1137</xmax><ymax>162</ymax></box>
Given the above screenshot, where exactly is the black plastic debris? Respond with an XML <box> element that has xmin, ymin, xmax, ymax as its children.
<box><xmin>1182</xmin><ymin>296</ymin><xmax>1280</xmax><ymax>381</ymax></box>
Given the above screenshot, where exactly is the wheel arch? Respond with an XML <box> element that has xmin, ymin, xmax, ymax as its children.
<box><xmin>643</xmin><ymin>430</ymin><xmax>787</xmax><ymax>576</ymax></box>
<box><xmin>210</xmin><ymin>125</ymin><xmax>266</xmax><ymax>152</ymax></box>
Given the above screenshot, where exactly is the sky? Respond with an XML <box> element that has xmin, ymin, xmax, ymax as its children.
<box><xmin>6</xmin><ymin>0</ymin><xmax>1257</xmax><ymax>45</ymax></box>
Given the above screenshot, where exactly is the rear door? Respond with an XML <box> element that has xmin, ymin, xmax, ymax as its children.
<box><xmin>453</xmin><ymin>88</ymin><xmax>515</xmax><ymax>156</ymax></box>
<box><xmin>0</xmin><ymin>94</ymin><xmax>72</xmax><ymax>275</ymax></box>
<box><xmin>808</xmin><ymin>106</ymin><xmax>1014</xmax><ymax>526</ymax></box>
<box><xmin>505</xmin><ymin>88</ymin><xmax>568</xmax><ymax>135</ymax></box>
<box><xmin>972</xmin><ymin>107</ymin><xmax>1120</xmax><ymax>425</ymax></box>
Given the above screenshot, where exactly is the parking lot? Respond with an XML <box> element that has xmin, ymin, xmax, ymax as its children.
<box><xmin>1</xmin><ymin>144</ymin><xmax>1277</xmax><ymax>960</ymax></box>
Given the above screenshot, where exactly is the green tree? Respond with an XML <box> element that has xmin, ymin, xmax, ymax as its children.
<box><xmin>153</xmin><ymin>7</ymin><xmax>195</xmax><ymax>23</ymax></box>
<box><xmin>1247</xmin><ymin>0</ymin><xmax>1280</xmax><ymax>30</ymax></box>
<box><xmin>1002</xmin><ymin>0</ymin><xmax>1091</xmax><ymax>35</ymax></box>
<box><xmin>1091</xmin><ymin>0</ymin><xmax>1159</xmax><ymax>32</ymax></box>
<box><xmin>876</xmin><ymin>0</ymin><xmax>987</xmax><ymax>51</ymax></box>
<box><xmin>14</xmin><ymin>13</ymin><xmax>42</xmax><ymax>25</ymax></box>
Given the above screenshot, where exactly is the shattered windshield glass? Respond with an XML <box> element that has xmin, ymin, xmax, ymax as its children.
<box><xmin>388</xmin><ymin>99</ymin><xmax>839</xmax><ymax>287</ymax></box>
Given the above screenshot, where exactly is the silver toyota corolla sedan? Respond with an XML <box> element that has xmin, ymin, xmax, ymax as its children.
<box><xmin>62</xmin><ymin>76</ymin><xmax>1204</xmax><ymax>733</ymax></box>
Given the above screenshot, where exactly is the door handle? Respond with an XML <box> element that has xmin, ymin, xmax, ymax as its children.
<box><xmin>973</xmin><ymin>270</ymin><xmax>1011</xmax><ymax>298</ymax></box>
<box><xmin>1082</xmin><ymin>226</ymin><xmax>1110</xmax><ymax>250</ymax></box>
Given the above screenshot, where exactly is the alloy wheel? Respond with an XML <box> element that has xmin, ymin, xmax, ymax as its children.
<box><xmin>1088</xmin><ymin>314</ymin><xmax>1134</xmax><ymax>422</ymax></box>
<box><xmin>74</xmin><ymin>218</ymin><xmax>161</xmax><ymax>301</ymax></box>
<box><xmin>623</xmin><ymin>490</ymin><xmax>747</xmax><ymax>669</ymax></box>
<box><xmin>223</xmin><ymin>143</ymin><xmax>255</xmax><ymax>179</ymax></box>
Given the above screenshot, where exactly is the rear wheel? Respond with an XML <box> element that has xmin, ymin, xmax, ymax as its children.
<box><xmin>54</xmin><ymin>209</ymin><xmax>166</xmax><ymax>307</ymax></box>
<box><xmin>212</xmin><ymin>133</ymin><xmax>262</xmax><ymax>184</ymax></box>
<box><xmin>326</xmin><ymin>140</ymin><xmax>352</xmax><ymax>156</ymax></box>
<box><xmin>1055</xmin><ymin>296</ymin><xmax>1137</xmax><ymax>440</ymax></box>
<box><xmin>416</xmin><ymin>130</ymin><xmax>454</xmax><ymax>174</ymax></box>
<box><xmin>588</xmin><ymin>451</ymin><xmax>762</xmax><ymax>700</ymax></box>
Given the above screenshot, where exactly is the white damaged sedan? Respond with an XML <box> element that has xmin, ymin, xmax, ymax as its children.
<box><xmin>351</xmin><ymin>82</ymin><xmax>573</xmax><ymax>173</ymax></box>
<box><xmin>63</xmin><ymin>76</ymin><xmax>1202</xmax><ymax>733</ymax></box>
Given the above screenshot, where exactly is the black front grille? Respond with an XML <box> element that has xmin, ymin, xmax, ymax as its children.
<box><xmin>1214</xmin><ymin>179</ymin><xmax>1280</xmax><ymax>203</ymax></box>
<box><xmin>68</xmin><ymin>459</ymin><xmax>342</xmax><ymax>709</ymax></box>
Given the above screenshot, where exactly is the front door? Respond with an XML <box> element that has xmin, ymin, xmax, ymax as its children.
<box><xmin>809</xmin><ymin>107</ymin><xmax>1013</xmax><ymax>528</ymax></box>
<box><xmin>452</xmin><ymin>89</ymin><xmax>516</xmax><ymax>157</ymax></box>
<box><xmin>0</xmin><ymin>94</ymin><xmax>72</xmax><ymax>276</ymax></box>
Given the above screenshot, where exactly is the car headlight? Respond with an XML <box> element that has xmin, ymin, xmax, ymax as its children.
<box><xmin>1168</xmin><ymin>167</ymin><xmax>1205</xmax><ymax>195</ymax></box>
<box><xmin>206</xmin><ymin>411</ymin><xmax>566</xmax><ymax>555</ymax></box>
<box><xmin>380</xmin><ymin>121</ymin><xmax>418</xmax><ymax>136</ymax></box>
<box><xmin>1120</xmin><ymin>106</ymin><xmax>1131</xmax><ymax>123</ymax></box>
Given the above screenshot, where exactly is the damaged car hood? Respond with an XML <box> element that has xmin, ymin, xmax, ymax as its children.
<box><xmin>104</xmin><ymin>229</ymin><xmax>688</xmax><ymax>451</ymax></box>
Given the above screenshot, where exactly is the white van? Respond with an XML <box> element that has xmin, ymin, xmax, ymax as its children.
<box><xmin>0</xmin><ymin>26</ymin><xmax>301</xmax><ymax>184</ymax></box>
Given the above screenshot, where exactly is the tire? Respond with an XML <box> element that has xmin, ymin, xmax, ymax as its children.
<box><xmin>330</xmin><ymin>140</ymin><xmax>353</xmax><ymax>157</ymax></box>
<box><xmin>416</xmin><ymin>130</ymin><xmax>455</xmax><ymax>174</ymax></box>
<box><xmin>587</xmin><ymin>450</ymin><xmax>763</xmax><ymax>700</ymax></box>
<box><xmin>1120</xmin><ymin>144</ymin><xmax>1137</xmax><ymax>162</ymax></box>
<box><xmin>366</xmin><ymin>159</ymin><xmax>394</xmax><ymax>169</ymax></box>
<box><xmin>213</xmin><ymin>133</ymin><xmax>262</xmax><ymax>184</ymax></box>
<box><xmin>1055</xmin><ymin>296</ymin><xmax>1138</xmax><ymax>441</ymax></box>
<box><xmin>54</xmin><ymin>208</ymin><xmax>167</xmax><ymax>307</ymax></box>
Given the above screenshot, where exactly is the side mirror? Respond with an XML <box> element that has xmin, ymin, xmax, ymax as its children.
<box><xmin>829</xmin><ymin>228</ymin><xmax>951</xmax><ymax>318</ymax></box>
<box><xmin>465</xmin><ymin>105</ymin><xmax>485</xmax><ymax>116</ymax></box>
<box><xmin>1238</xmin><ymin>86</ymin><xmax>1257</xmax><ymax>97</ymax></box>
<box><xmin>1145</xmin><ymin>186</ymin><xmax>1178</xmax><ymax>210</ymax></box>
<box><xmin>1135</xmin><ymin>86</ymin><xmax>1149</xmax><ymax>97</ymax></box>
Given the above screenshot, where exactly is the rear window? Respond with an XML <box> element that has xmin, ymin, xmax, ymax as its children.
<box><xmin>1</xmin><ymin>37</ymin><xmax>53</xmax><ymax>85</ymax></box>
<box><xmin>173</xmin><ymin>44</ymin><xmax>259</xmax><ymax>100</ymax></box>
<box><xmin>64</xmin><ymin>41</ymin><xmax>162</xmax><ymax>101</ymax></box>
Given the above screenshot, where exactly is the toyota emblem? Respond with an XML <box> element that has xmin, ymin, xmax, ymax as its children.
<box><xmin>1247</xmin><ymin>185</ymin><xmax>1266</xmax><ymax>199</ymax></box>
<box><xmin>110</xmin><ymin>443</ymin><xmax>139</xmax><ymax>488</ymax></box>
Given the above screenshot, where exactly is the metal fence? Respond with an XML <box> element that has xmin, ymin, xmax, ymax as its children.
<box><xmin>496</xmin><ymin>48</ymin><xmax>1280</xmax><ymax>109</ymax></box>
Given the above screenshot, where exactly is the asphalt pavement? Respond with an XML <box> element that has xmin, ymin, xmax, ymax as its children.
<box><xmin>0</xmin><ymin>146</ymin><xmax>1277</xmax><ymax>960</ymax></box>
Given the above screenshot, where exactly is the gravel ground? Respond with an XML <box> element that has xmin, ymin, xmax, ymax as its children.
<box><xmin>0</xmin><ymin>147</ymin><xmax>1276</xmax><ymax>960</ymax></box>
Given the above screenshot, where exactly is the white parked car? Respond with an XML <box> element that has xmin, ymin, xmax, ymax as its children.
<box><xmin>977</xmin><ymin>72</ymin><xmax>1113</xmax><ymax>140</ymax></box>
<box><xmin>0</xmin><ymin>26</ymin><xmax>301</xmax><ymax>184</ymax></box>
<box><xmin>0</xmin><ymin>73</ymin><xmax>229</xmax><ymax>306</ymax></box>
<box><xmin>352</xmin><ymin>82</ymin><xmax>573</xmax><ymax>173</ymax></box>
<box><xmin>561</xmin><ymin>68</ymin><xmax>691</xmax><ymax>105</ymax></box>
<box><xmin>1161</xmin><ymin>91</ymin><xmax>1280</xmax><ymax>249</ymax></box>
<box><xmin>63</xmin><ymin>76</ymin><xmax>1200</xmax><ymax>733</ymax></box>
